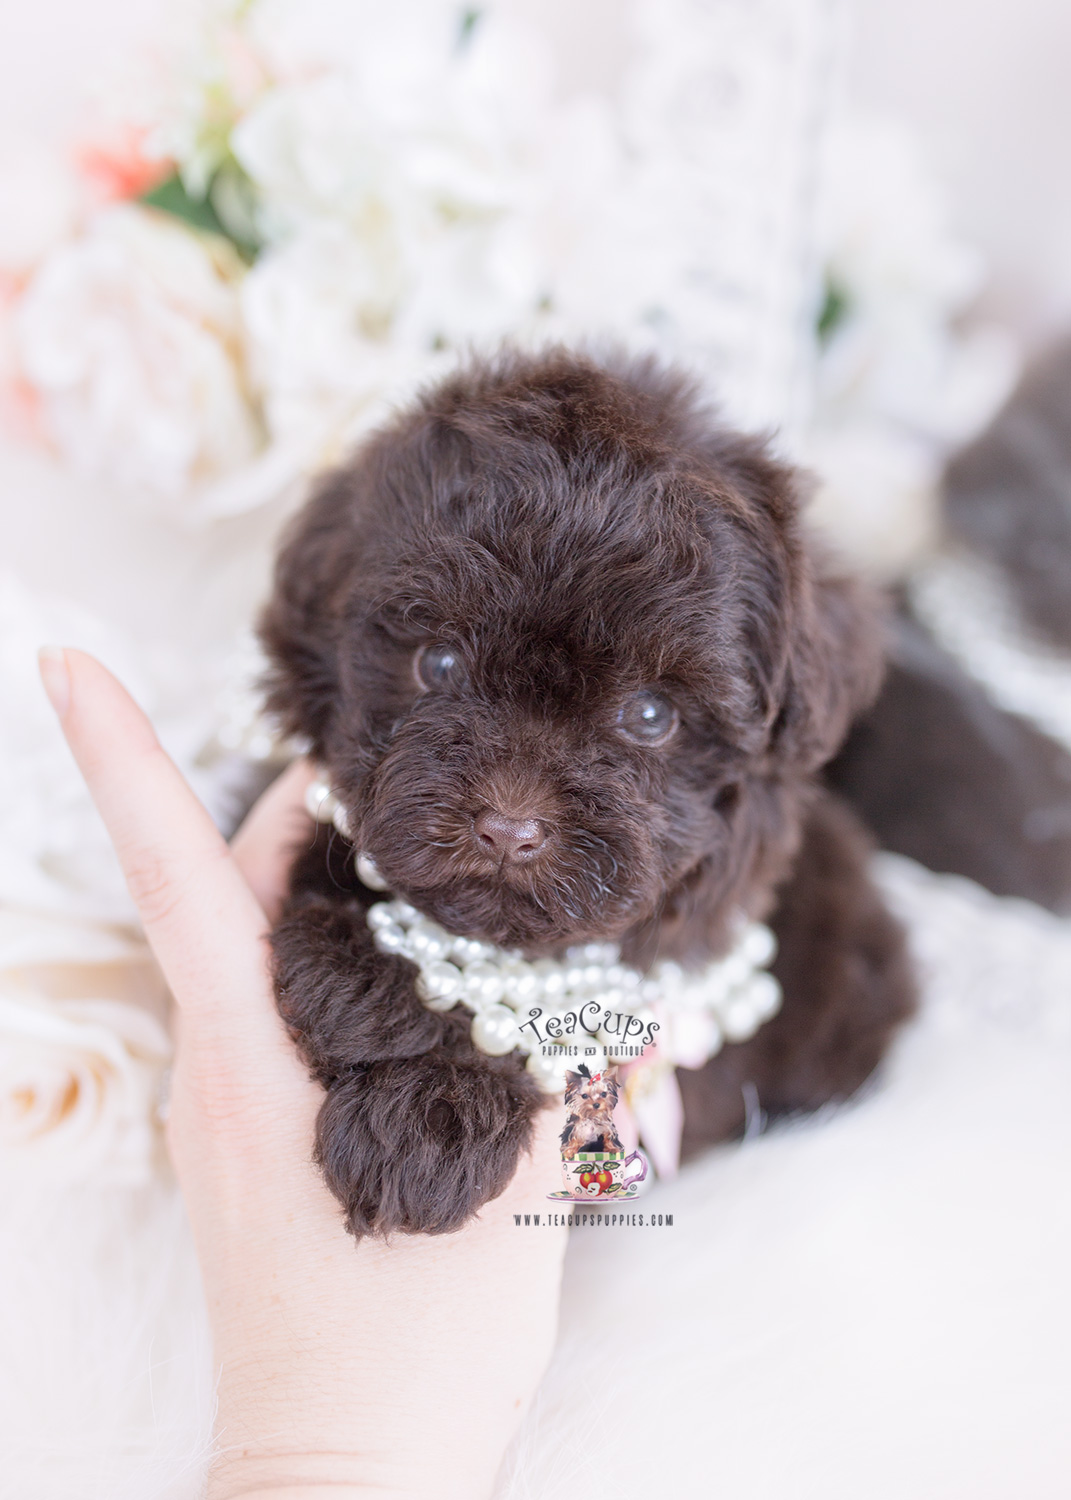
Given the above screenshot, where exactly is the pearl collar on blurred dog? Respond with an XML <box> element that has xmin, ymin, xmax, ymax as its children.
<box><xmin>305</xmin><ymin>772</ymin><xmax>782</xmax><ymax>1091</ymax></box>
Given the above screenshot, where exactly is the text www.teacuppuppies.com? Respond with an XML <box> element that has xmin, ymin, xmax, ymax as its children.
<box><xmin>514</xmin><ymin>1211</ymin><xmax>674</xmax><ymax>1227</ymax></box>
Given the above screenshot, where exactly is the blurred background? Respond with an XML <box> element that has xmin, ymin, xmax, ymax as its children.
<box><xmin>5</xmin><ymin>0</ymin><xmax>1071</xmax><ymax>335</ymax></box>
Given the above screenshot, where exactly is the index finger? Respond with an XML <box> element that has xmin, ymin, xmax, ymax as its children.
<box><xmin>39</xmin><ymin>646</ymin><xmax>278</xmax><ymax>1044</ymax></box>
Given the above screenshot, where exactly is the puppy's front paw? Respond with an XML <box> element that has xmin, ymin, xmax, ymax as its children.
<box><xmin>316</xmin><ymin>1054</ymin><xmax>544</xmax><ymax>1236</ymax></box>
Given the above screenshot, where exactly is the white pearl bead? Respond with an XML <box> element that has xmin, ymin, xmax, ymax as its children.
<box><xmin>525</xmin><ymin>1050</ymin><xmax>572</xmax><ymax>1093</ymax></box>
<box><xmin>367</xmin><ymin>902</ymin><xmax>397</xmax><ymax>930</ymax></box>
<box><xmin>699</xmin><ymin>965</ymin><xmax>732</xmax><ymax>1007</ymax></box>
<box><xmin>662</xmin><ymin>1009</ymin><xmax>723</xmax><ymax>1065</ymax></box>
<box><xmin>742</xmin><ymin>922</ymin><xmax>777</xmax><ymax>968</ymax></box>
<box><xmin>749</xmin><ymin>971</ymin><xmax>782</xmax><ymax>1020</ymax></box>
<box><xmin>416</xmin><ymin>961</ymin><xmax>464</xmax><ymax>1011</ymax></box>
<box><xmin>563</xmin><ymin>965</ymin><xmax>587</xmax><ymax>994</ymax></box>
<box><xmin>304</xmin><ymin>780</ymin><xmax>338</xmax><ymax>823</ymax></box>
<box><xmin>449</xmin><ymin>936</ymin><xmax>484</xmax><ymax>964</ymax></box>
<box><xmin>463</xmin><ymin>961</ymin><xmax>505</xmax><ymax>1008</ymax></box>
<box><xmin>471</xmin><ymin>1004</ymin><xmax>522</xmax><ymax>1056</ymax></box>
<box><xmin>408</xmin><ymin>920</ymin><xmax>451</xmax><ymax>961</ymax></box>
<box><xmin>533</xmin><ymin>959</ymin><xmax>566</xmax><ymax>996</ymax></box>
<box><xmin>356</xmin><ymin>852</ymin><xmax>389</xmax><ymax>890</ymax></box>
<box><xmin>503</xmin><ymin>965</ymin><xmax>541</xmax><ymax>1005</ymax></box>
<box><xmin>332</xmin><ymin>802</ymin><xmax>353</xmax><ymax>840</ymax></box>
<box><xmin>392</xmin><ymin>900</ymin><xmax>419</xmax><ymax>924</ymax></box>
<box><xmin>373</xmin><ymin>922</ymin><xmax>407</xmax><ymax>954</ymax></box>
<box><xmin>722</xmin><ymin>995</ymin><xmax>761</xmax><ymax>1042</ymax></box>
<box><xmin>718</xmin><ymin>951</ymin><xmax>752</xmax><ymax>991</ymax></box>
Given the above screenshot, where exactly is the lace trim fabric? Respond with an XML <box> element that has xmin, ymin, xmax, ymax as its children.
<box><xmin>874</xmin><ymin>851</ymin><xmax>1071</xmax><ymax>1046</ymax></box>
<box><xmin>909</xmin><ymin>550</ymin><xmax>1071</xmax><ymax>758</ymax></box>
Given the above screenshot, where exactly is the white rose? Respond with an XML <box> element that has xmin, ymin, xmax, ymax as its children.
<box><xmin>0</xmin><ymin>907</ymin><xmax>170</xmax><ymax>1186</ymax></box>
<box><xmin>231</xmin><ymin>75</ymin><xmax>390</xmax><ymax>242</ymax></box>
<box><xmin>240</xmin><ymin>220</ymin><xmax>418</xmax><ymax>449</ymax></box>
<box><xmin>0</xmin><ymin>991</ymin><xmax>170</xmax><ymax>1186</ymax></box>
<box><xmin>14</xmin><ymin>204</ymin><xmax>262</xmax><ymax>505</ymax></box>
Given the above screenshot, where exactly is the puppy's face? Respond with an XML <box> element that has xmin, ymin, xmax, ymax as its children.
<box><xmin>564</xmin><ymin>1069</ymin><xmax>620</xmax><ymax>1120</ymax></box>
<box><xmin>263</xmin><ymin>353</ymin><xmax>878</xmax><ymax>957</ymax></box>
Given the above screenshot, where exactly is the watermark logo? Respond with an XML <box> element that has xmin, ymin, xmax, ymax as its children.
<box><xmin>546</xmin><ymin>1063</ymin><xmax>648</xmax><ymax>1202</ymax></box>
<box><xmin>519</xmin><ymin>1003</ymin><xmax>659</xmax><ymax>1060</ymax></box>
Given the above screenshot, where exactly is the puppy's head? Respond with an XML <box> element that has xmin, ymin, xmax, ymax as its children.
<box><xmin>564</xmin><ymin>1065</ymin><xmax>619</xmax><ymax>1120</ymax></box>
<box><xmin>261</xmin><ymin>349</ymin><xmax>880</xmax><ymax>957</ymax></box>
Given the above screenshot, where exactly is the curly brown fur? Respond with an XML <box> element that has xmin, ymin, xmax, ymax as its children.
<box><xmin>679</xmin><ymin>789</ymin><xmax>916</xmax><ymax>1152</ymax></box>
<box><xmin>261</xmin><ymin>346</ymin><xmax>915</xmax><ymax>1237</ymax></box>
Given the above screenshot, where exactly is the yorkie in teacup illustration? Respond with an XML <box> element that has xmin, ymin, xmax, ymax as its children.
<box><xmin>560</xmin><ymin>1064</ymin><xmax>623</xmax><ymax>1160</ymax></box>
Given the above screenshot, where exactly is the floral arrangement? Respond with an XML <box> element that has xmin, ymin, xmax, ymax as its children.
<box><xmin>0</xmin><ymin>0</ymin><xmax>1019</xmax><ymax>1188</ymax></box>
<box><xmin>3</xmin><ymin>0</ymin><xmax>890</xmax><ymax>526</ymax></box>
<box><xmin>2</xmin><ymin>2</ymin><xmax>571</xmax><ymax>516</ymax></box>
<box><xmin>804</xmin><ymin>114</ymin><xmax>1018</xmax><ymax>576</ymax></box>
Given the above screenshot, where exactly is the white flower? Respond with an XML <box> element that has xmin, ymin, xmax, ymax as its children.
<box><xmin>804</xmin><ymin>115</ymin><xmax>1020</xmax><ymax>576</ymax></box>
<box><xmin>803</xmin><ymin>423</ymin><xmax>941</xmax><ymax>583</ymax></box>
<box><xmin>813</xmin><ymin>117</ymin><xmax>1017</xmax><ymax>443</ymax></box>
<box><xmin>231</xmin><ymin>66</ymin><xmax>534</xmax><ymax>250</ymax></box>
<box><xmin>13</xmin><ymin>204</ymin><xmax>262</xmax><ymax>504</ymax></box>
<box><xmin>0</xmin><ymin>910</ymin><xmax>170</xmax><ymax>1185</ymax></box>
<box><xmin>0</xmin><ymin>993</ymin><xmax>169</xmax><ymax>1184</ymax></box>
<box><xmin>231</xmin><ymin>74</ymin><xmax>396</xmax><ymax>243</ymax></box>
<box><xmin>239</xmin><ymin>219</ymin><xmax>415</xmax><ymax>448</ymax></box>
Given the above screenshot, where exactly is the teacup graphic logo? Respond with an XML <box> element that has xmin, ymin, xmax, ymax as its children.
<box><xmin>559</xmin><ymin>1149</ymin><xmax>647</xmax><ymax>1199</ymax></box>
<box><xmin>548</xmin><ymin>1064</ymin><xmax>648</xmax><ymax>1201</ymax></box>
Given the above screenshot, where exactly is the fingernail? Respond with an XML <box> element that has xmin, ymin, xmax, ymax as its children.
<box><xmin>38</xmin><ymin>645</ymin><xmax>71</xmax><ymax>716</ymax></box>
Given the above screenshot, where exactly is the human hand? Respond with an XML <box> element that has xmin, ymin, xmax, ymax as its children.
<box><xmin>38</xmin><ymin>646</ymin><xmax>567</xmax><ymax>1500</ymax></box>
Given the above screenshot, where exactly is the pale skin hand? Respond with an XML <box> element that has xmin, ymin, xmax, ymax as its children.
<box><xmin>38</xmin><ymin>646</ymin><xmax>567</xmax><ymax>1500</ymax></box>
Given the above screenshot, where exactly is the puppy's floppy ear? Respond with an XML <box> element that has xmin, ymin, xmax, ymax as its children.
<box><xmin>258</xmin><ymin>473</ymin><xmax>360</xmax><ymax>752</ymax></box>
<box><xmin>772</xmin><ymin>564</ymin><xmax>885</xmax><ymax>773</ymax></box>
<box><xmin>700</xmin><ymin>430</ymin><xmax>884</xmax><ymax>775</ymax></box>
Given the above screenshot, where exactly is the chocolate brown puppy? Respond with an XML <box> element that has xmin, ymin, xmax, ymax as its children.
<box><xmin>260</xmin><ymin>348</ymin><xmax>915</xmax><ymax>1237</ymax></box>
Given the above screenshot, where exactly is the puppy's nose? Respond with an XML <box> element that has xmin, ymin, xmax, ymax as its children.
<box><xmin>473</xmin><ymin>809</ymin><xmax>547</xmax><ymax>863</ymax></box>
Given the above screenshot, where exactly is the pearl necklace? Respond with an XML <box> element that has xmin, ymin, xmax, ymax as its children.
<box><xmin>305</xmin><ymin>774</ymin><xmax>782</xmax><ymax>1092</ymax></box>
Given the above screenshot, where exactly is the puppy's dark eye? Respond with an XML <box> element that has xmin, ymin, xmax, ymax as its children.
<box><xmin>617</xmin><ymin>690</ymin><xmax>678</xmax><ymax>745</ymax></box>
<box><xmin>415</xmin><ymin>643</ymin><xmax>462</xmax><ymax>690</ymax></box>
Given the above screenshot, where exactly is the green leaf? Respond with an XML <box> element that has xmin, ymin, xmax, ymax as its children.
<box><xmin>458</xmin><ymin>7</ymin><xmax>482</xmax><ymax>49</ymax></box>
<box><xmin>140</xmin><ymin>173</ymin><xmax>229</xmax><ymax>237</ymax></box>
<box><xmin>816</xmin><ymin>275</ymin><xmax>851</xmax><ymax>347</ymax></box>
<box><xmin>139</xmin><ymin>169</ymin><xmax>262</xmax><ymax>263</ymax></box>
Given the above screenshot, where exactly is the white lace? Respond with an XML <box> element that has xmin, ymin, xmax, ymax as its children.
<box><xmin>909</xmin><ymin>550</ymin><xmax>1071</xmax><ymax>757</ymax></box>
